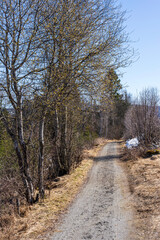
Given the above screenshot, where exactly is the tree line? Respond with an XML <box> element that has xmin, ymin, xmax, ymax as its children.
<box><xmin>0</xmin><ymin>0</ymin><xmax>133</xmax><ymax>204</ymax></box>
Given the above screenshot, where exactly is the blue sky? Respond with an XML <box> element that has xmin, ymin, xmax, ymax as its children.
<box><xmin>119</xmin><ymin>0</ymin><xmax>160</xmax><ymax>98</ymax></box>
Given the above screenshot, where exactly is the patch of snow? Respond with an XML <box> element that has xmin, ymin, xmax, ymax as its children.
<box><xmin>126</xmin><ymin>138</ymin><xmax>139</xmax><ymax>149</ymax></box>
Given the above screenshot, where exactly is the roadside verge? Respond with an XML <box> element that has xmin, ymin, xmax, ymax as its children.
<box><xmin>121</xmin><ymin>143</ymin><xmax>160</xmax><ymax>240</ymax></box>
<box><xmin>0</xmin><ymin>138</ymin><xmax>108</xmax><ymax>240</ymax></box>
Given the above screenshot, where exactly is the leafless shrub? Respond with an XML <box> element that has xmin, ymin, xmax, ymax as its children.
<box><xmin>0</xmin><ymin>174</ymin><xmax>25</xmax><ymax>221</ymax></box>
<box><xmin>121</xmin><ymin>145</ymin><xmax>146</xmax><ymax>162</ymax></box>
<box><xmin>124</xmin><ymin>88</ymin><xmax>160</xmax><ymax>147</ymax></box>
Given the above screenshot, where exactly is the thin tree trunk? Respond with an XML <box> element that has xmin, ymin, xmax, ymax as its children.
<box><xmin>1</xmin><ymin>114</ymin><xmax>34</xmax><ymax>204</ymax></box>
<box><xmin>100</xmin><ymin>111</ymin><xmax>103</xmax><ymax>136</ymax></box>
<box><xmin>55</xmin><ymin>107</ymin><xmax>59</xmax><ymax>139</ymax></box>
<box><xmin>105</xmin><ymin>114</ymin><xmax>108</xmax><ymax>138</ymax></box>
<box><xmin>38</xmin><ymin>116</ymin><xmax>45</xmax><ymax>198</ymax></box>
<box><xmin>17</xmin><ymin>106</ymin><xmax>34</xmax><ymax>203</ymax></box>
<box><xmin>59</xmin><ymin>105</ymin><xmax>68</xmax><ymax>174</ymax></box>
<box><xmin>55</xmin><ymin>107</ymin><xmax>63</xmax><ymax>170</ymax></box>
<box><xmin>14</xmin><ymin>139</ymin><xmax>34</xmax><ymax>203</ymax></box>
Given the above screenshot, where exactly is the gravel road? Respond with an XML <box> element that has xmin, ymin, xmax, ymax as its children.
<box><xmin>51</xmin><ymin>142</ymin><xmax>135</xmax><ymax>240</ymax></box>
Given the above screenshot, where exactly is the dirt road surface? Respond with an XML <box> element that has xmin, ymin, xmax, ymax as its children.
<box><xmin>50</xmin><ymin>142</ymin><xmax>135</xmax><ymax>240</ymax></box>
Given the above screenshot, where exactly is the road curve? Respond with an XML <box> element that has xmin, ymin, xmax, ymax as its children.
<box><xmin>51</xmin><ymin>142</ymin><xmax>135</xmax><ymax>240</ymax></box>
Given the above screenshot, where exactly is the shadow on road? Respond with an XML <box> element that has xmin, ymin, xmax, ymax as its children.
<box><xmin>94</xmin><ymin>155</ymin><xmax>120</xmax><ymax>162</ymax></box>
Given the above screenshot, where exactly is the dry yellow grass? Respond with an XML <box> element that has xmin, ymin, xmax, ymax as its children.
<box><xmin>122</xmin><ymin>147</ymin><xmax>160</xmax><ymax>240</ymax></box>
<box><xmin>0</xmin><ymin>138</ymin><xmax>107</xmax><ymax>240</ymax></box>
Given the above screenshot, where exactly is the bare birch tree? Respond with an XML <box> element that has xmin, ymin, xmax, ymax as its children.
<box><xmin>38</xmin><ymin>0</ymin><xmax>134</xmax><ymax>173</ymax></box>
<box><xmin>0</xmin><ymin>0</ymin><xmax>45</xmax><ymax>203</ymax></box>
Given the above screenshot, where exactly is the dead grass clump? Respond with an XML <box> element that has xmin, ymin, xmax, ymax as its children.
<box><xmin>93</xmin><ymin>138</ymin><xmax>107</xmax><ymax>146</ymax></box>
<box><xmin>0</xmin><ymin>214</ymin><xmax>14</xmax><ymax>229</ymax></box>
<box><xmin>19</xmin><ymin>207</ymin><xmax>28</xmax><ymax>218</ymax></box>
<box><xmin>0</xmin><ymin>175</ymin><xmax>24</xmax><ymax>210</ymax></box>
<box><xmin>0</xmin><ymin>172</ymin><xmax>27</xmax><ymax>240</ymax></box>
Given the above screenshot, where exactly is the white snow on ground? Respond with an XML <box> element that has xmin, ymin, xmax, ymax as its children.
<box><xmin>126</xmin><ymin>138</ymin><xmax>139</xmax><ymax>149</ymax></box>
